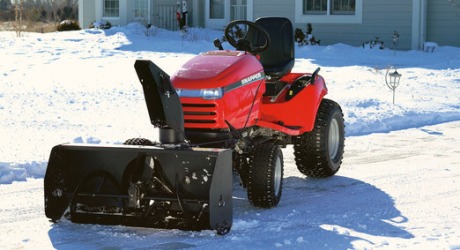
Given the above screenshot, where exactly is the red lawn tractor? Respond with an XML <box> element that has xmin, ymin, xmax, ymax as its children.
<box><xmin>44</xmin><ymin>17</ymin><xmax>345</xmax><ymax>235</ymax></box>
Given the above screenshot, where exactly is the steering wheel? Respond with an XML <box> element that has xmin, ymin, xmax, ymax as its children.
<box><xmin>224</xmin><ymin>20</ymin><xmax>271</xmax><ymax>54</ymax></box>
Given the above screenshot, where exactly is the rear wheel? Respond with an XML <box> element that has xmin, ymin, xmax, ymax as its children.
<box><xmin>123</xmin><ymin>138</ymin><xmax>154</xmax><ymax>146</ymax></box>
<box><xmin>247</xmin><ymin>141</ymin><xmax>283</xmax><ymax>208</ymax></box>
<box><xmin>294</xmin><ymin>99</ymin><xmax>345</xmax><ymax>177</ymax></box>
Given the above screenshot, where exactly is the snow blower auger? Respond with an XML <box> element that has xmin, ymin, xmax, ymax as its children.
<box><xmin>44</xmin><ymin>17</ymin><xmax>345</xmax><ymax>235</ymax></box>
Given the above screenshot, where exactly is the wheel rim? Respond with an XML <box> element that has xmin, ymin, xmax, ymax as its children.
<box><xmin>328</xmin><ymin>117</ymin><xmax>340</xmax><ymax>161</ymax></box>
<box><xmin>273</xmin><ymin>156</ymin><xmax>282</xmax><ymax>197</ymax></box>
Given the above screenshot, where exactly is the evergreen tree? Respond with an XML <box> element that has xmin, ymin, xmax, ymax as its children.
<box><xmin>0</xmin><ymin>0</ymin><xmax>12</xmax><ymax>10</ymax></box>
<box><xmin>0</xmin><ymin>0</ymin><xmax>13</xmax><ymax>20</ymax></box>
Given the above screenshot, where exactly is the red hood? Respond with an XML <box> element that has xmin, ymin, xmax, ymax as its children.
<box><xmin>171</xmin><ymin>50</ymin><xmax>264</xmax><ymax>89</ymax></box>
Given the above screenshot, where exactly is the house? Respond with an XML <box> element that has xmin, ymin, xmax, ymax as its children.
<box><xmin>78</xmin><ymin>0</ymin><xmax>460</xmax><ymax>50</ymax></box>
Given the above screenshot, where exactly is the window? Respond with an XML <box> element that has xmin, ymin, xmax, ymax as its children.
<box><xmin>231</xmin><ymin>0</ymin><xmax>247</xmax><ymax>20</ymax></box>
<box><xmin>331</xmin><ymin>0</ymin><xmax>355</xmax><ymax>15</ymax></box>
<box><xmin>295</xmin><ymin>0</ymin><xmax>362</xmax><ymax>24</ymax></box>
<box><xmin>304</xmin><ymin>0</ymin><xmax>355</xmax><ymax>15</ymax></box>
<box><xmin>304</xmin><ymin>0</ymin><xmax>327</xmax><ymax>15</ymax></box>
<box><xmin>134</xmin><ymin>0</ymin><xmax>148</xmax><ymax>19</ymax></box>
<box><xmin>103</xmin><ymin>0</ymin><xmax>119</xmax><ymax>18</ymax></box>
<box><xmin>210</xmin><ymin>0</ymin><xmax>225</xmax><ymax>19</ymax></box>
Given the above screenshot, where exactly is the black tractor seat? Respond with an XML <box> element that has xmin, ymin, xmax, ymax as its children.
<box><xmin>255</xmin><ymin>17</ymin><xmax>295</xmax><ymax>79</ymax></box>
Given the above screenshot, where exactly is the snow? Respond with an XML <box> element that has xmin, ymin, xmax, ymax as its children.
<box><xmin>1</xmin><ymin>22</ymin><xmax>459</xmax><ymax>249</ymax></box>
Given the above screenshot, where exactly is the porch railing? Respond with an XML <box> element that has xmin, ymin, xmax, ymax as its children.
<box><xmin>155</xmin><ymin>4</ymin><xmax>178</xmax><ymax>31</ymax></box>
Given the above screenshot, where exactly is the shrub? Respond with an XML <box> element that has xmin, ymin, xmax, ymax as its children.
<box><xmin>294</xmin><ymin>28</ymin><xmax>306</xmax><ymax>44</ymax></box>
<box><xmin>90</xmin><ymin>20</ymin><xmax>112</xmax><ymax>30</ymax></box>
<box><xmin>57</xmin><ymin>20</ymin><xmax>81</xmax><ymax>31</ymax></box>
<box><xmin>295</xmin><ymin>23</ymin><xmax>320</xmax><ymax>46</ymax></box>
<box><xmin>362</xmin><ymin>37</ymin><xmax>384</xmax><ymax>49</ymax></box>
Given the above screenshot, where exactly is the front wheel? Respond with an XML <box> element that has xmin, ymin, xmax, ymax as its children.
<box><xmin>247</xmin><ymin>141</ymin><xmax>283</xmax><ymax>208</ymax></box>
<box><xmin>294</xmin><ymin>99</ymin><xmax>345</xmax><ymax>177</ymax></box>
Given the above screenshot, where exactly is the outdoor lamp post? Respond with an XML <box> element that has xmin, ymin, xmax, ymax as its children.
<box><xmin>392</xmin><ymin>31</ymin><xmax>400</xmax><ymax>49</ymax></box>
<box><xmin>385</xmin><ymin>67</ymin><xmax>402</xmax><ymax>105</ymax></box>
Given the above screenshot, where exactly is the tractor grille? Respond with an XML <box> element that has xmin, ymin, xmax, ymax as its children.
<box><xmin>182</xmin><ymin>103</ymin><xmax>218</xmax><ymax>125</ymax></box>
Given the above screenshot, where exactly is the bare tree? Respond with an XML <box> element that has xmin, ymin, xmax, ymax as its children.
<box><xmin>46</xmin><ymin>0</ymin><xmax>78</xmax><ymax>23</ymax></box>
<box><xmin>8</xmin><ymin>0</ymin><xmax>79</xmax><ymax>34</ymax></box>
<box><xmin>13</xmin><ymin>0</ymin><xmax>24</xmax><ymax>37</ymax></box>
<box><xmin>46</xmin><ymin>0</ymin><xmax>63</xmax><ymax>23</ymax></box>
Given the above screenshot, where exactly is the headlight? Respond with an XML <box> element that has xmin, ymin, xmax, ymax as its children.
<box><xmin>176</xmin><ymin>88</ymin><xmax>223</xmax><ymax>100</ymax></box>
<box><xmin>201</xmin><ymin>88</ymin><xmax>223</xmax><ymax>100</ymax></box>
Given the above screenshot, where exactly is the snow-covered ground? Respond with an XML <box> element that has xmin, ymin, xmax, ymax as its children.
<box><xmin>1</xmin><ymin>23</ymin><xmax>459</xmax><ymax>249</ymax></box>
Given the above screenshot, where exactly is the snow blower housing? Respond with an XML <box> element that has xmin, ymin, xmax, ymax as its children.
<box><xmin>45</xmin><ymin>60</ymin><xmax>233</xmax><ymax>234</ymax></box>
<box><xmin>44</xmin><ymin>17</ymin><xmax>345</xmax><ymax>235</ymax></box>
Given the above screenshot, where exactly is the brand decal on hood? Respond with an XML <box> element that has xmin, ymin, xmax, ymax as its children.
<box><xmin>225</xmin><ymin>72</ymin><xmax>265</xmax><ymax>93</ymax></box>
<box><xmin>241</xmin><ymin>72</ymin><xmax>263</xmax><ymax>85</ymax></box>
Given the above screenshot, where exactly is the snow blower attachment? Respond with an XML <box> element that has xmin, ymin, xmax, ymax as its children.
<box><xmin>44</xmin><ymin>60</ymin><xmax>233</xmax><ymax>235</ymax></box>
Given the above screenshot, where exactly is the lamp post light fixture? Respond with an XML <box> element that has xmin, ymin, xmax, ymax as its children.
<box><xmin>385</xmin><ymin>67</ymin><xmax>402</xmax><ymax>105</ymax></box>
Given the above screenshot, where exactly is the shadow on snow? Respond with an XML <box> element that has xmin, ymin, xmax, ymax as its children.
<box><xmin>47</xmin><ymin>176</ymin><xmax>413</xmax><ymax>249</ymax></box>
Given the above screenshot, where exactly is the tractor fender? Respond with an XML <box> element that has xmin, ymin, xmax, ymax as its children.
<box><xmin>258</xmin><ymin>74</ymin><xmax>328</xmax><ymax>135</ymax></box>
<box><xmin>301</xmin><ymin>75</ymin><xmax>328</xmax><ymax>132</ymax></box>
